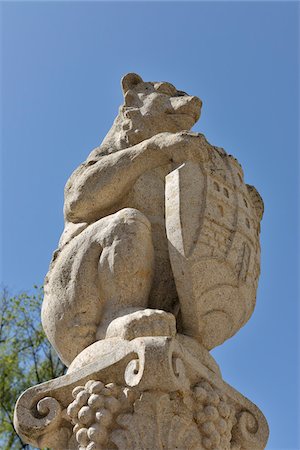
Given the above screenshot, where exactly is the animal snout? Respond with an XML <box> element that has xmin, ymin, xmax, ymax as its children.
<box><xmin>170</xmin><ymin>95</ymin><xmax>202</xmax><ymax>121</ymax></box>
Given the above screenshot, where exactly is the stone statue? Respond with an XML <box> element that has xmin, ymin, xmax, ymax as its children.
<box><xmin>14</xmin><ymin>74</ymin><xmax>269</xmax><ymax>450</ymax></box>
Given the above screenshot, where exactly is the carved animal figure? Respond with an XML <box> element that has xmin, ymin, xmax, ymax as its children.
<box><xmin>42</xmin><ymin>73</ymin><xmax>263</xmax><ymax>367</ymax></box>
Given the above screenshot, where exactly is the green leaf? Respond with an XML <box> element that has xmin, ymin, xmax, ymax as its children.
<box><xmin>0</xmin><ymin>287</ymin><xmax>66</xmax><ymax>450</ymax></box>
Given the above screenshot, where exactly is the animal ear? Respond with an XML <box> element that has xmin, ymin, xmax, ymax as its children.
<box><xmin>121</xmin><ymin>73</ymin><xmax>143</xmax><ymax>94</ymax></box>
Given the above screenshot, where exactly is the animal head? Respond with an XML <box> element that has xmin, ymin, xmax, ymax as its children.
<box><xmin>120</xmin><ymin>73</ymin><xmax>202</xmax><ymax>146</ymax></box>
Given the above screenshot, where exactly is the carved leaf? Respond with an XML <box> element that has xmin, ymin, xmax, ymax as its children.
<box><xmin>111</xmin><ymin>392</ymin><xmax>201</xmax><ymax>450</ymax></box>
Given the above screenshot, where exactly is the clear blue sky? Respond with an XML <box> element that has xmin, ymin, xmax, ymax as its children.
<box><xmin>1</xmin><ymin>2</ymin><xmax>299</xmax><ymax>449</ymax></box>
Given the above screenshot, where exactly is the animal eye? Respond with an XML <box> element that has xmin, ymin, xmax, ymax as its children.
<box><xmin>175</xmin><ymin>90</ymin><xmax>188</xmax><ymax>97</ymax></box>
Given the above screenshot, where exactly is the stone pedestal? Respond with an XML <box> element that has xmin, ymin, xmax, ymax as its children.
<box><xmin>14</xmin><ymin>335</ymin><xmax>268</xmax><ymax>450</ymax></box>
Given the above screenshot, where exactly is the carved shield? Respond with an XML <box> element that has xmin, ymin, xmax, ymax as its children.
<box><xmin>165</xmin><ymin>155</ymin><xmax>262</xmax><ymax>350</ymax></box>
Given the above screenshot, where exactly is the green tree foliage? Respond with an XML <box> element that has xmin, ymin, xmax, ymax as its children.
<box><xmin>0</xmin><ymin>287</ymin><xmax>66</xmax><ymax>449</ymax></box>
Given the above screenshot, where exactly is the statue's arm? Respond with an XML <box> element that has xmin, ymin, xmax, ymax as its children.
<box><xmin>64</xmin><ymin>131</ymin><xmax>208</xmax><ymax>223</ymax></box>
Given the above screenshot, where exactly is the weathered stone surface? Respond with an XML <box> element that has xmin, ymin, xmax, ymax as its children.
<box><xmin>14</xmin><ymin>334</ymin><xmax>268</xmax><ymax>450</ymax></box>
<box><xmin>14</xmin><ymin>73</ymin><xmax>268</xmax><ymax>449</ymax></box>
<box><xmin>165</xmin><ymin>159</ymin><xmax>262</xmax><ymax>349</ymax></box>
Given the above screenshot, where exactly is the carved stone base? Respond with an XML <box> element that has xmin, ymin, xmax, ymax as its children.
<box><xmin>14</xmin><ymin>336</ymin><xmax>269</xmax><ymax>449</ymax></box>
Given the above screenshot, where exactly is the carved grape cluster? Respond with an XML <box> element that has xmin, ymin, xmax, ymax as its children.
<box><xmin>193</xmin><ymin>380</ymin><xmax>236</xmax><ymax>450</ymax></box>
<box><xmin>67</xmin><ymin>380</ymin><xmax>122</xmax><ymax>450</ymax></box>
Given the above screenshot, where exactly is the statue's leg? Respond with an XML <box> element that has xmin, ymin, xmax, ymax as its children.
<box><xmin>96</xmin><ymin>208</ymin><xmax>155</xmax><ymax>339</ymax></box>
<box><xmin>42</xmin><ymin>208</ymin><xmax>154</xmax><ymax>366</ymax></box>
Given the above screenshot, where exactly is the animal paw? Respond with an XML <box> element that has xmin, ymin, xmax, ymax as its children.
<box><xmin>105</xmin><ymin>309</ymin><xmax>176</xmax><ymax>341</ymax></box>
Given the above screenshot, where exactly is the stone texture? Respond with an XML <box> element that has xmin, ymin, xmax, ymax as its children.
<box><xmin>165</xmin><ymin>159</ymin><xmax>262</xmax><ymax>350</ymax></box>
<box><xmin>14</xmin><ymin>73</ymin><xmax>268</xmax><ymax>449</ymax></box>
